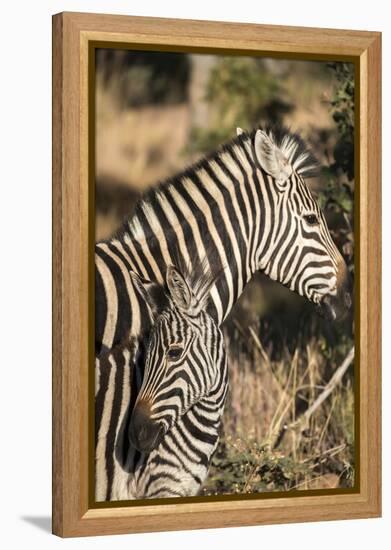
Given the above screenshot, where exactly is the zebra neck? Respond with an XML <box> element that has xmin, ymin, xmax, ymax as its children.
<box><xmin>117</xmin><ymin>139</ymin><xmax>265</xmax><ymax>325</ymax></box>
<box><xmin>179</xmin><ymin>400</ymin><xmax>222</xmax><ymax>451</ymax></box>
<box><xmin>197</xmin><ymin>350</ymin><xmax>228</xmax><ymax>423</ymax></box>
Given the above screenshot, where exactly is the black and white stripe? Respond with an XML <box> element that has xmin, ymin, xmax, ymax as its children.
<box><xmin>95</xmin><ymin>339</ymin><xmax>138</xmax><ymax>501</ymax></box>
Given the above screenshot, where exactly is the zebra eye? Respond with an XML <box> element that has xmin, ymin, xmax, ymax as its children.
<box><xmin>303</xmin><ymin>214</ymin><xmax>319</xmax><ymax>226</ymax></box>
<box><xmin>167</xmin><ymin>345</ymin><xmax>184</xmax><ymax>361</ymax></box>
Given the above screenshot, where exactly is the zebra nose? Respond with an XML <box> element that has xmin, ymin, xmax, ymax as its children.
<box><xmin>340</xmin><ymin>269</ymin><xmax>352</xmax><ymax>311</ymax></box>
<box><xmin>128</xmin><ymin>403</ymin><xmax>164</xmax><ymax>453</ymax></box>
<box><xmin>344</xmin><ymin>290</ymin><xmax>352</xmax><ymax>309</ymax></box>
<box><xmin>320</xmin><ymin>278</ymin><xmax>352</xmax><ymax>321</ymax></box>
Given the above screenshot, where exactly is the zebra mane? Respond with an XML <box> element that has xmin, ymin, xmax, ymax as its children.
<box><xmin>122</xmin><ymin>125</ymin><xmax>318</xmax><ymax>242</ymax></box>
<box><xmin>168</xmin><ymin>247</ymin><xmax>224</xmax><ymax>309</ymax></box>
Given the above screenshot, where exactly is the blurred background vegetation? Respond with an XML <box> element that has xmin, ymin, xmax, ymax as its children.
<box><xmin>95</xmin><ymin>49</ymin><xmax>355</xmax><ymax>494</ymax></box>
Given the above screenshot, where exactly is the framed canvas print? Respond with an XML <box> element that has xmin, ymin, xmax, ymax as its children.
<box><xmin>52</xmin><ymin>12</ymin><xmax>381</xmax><ymax>537</ymax></box>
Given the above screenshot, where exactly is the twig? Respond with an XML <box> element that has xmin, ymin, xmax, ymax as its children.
<box><xmin>231</xmin><ymin>319</ymin><xmax>252</xmax><ymax>352</ymax></box>
<box><xmin>303</xmin><ymin>443</ymin><xmax>347</xmax><ymax>466</ymax></box>
<box><xmin>317</xmin><ymin>395</ymin><xmax>337</xmax><ymax>450</ymax></box>
<box><xmin>248</xmin><ymin>326</ymin><xmax>269</xmax><ymax>364</ymax></box>
<box><xmin>248</xmin><ymin>326</ymin><xmax>285</xmax><ymax>392</ymax></box>
<box><xmin>267</xmin><ymin>350</ymin><xmax>298</xmax><ymax>443</ymax></box>
<box><xmin>267</xmin><ymin>361</ymin><xmax>312</xmax><ymax>448</ymax></box>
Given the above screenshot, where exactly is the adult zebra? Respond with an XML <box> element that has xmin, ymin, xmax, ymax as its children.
<box><xmin>95</xmin><ymin>126</ymin><xmax>351</xmax><ymax>357</ymax></box>
<box><xmin>95</xmin><ymin>263</ymin><xmax>227</xmax><ymax>500</ymax></box>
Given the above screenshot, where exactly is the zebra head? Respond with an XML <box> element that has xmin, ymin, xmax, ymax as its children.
<box><xmin>244</xmin><ymin>127</ymin><xmax>351</xmax><ymax>321</ymax></box>
<box><xmin>128</xmin><ymin>265</ymin><xmax>227</xmax><ymax>454</ymax></box>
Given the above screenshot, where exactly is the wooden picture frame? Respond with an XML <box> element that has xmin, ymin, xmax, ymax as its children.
<box><xmin>52</xmin><ymin>11</ymin><xmax>381</xmax><ymax>538</ymax></box>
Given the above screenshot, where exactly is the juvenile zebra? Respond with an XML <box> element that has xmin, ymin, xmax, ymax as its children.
<box><xmin>95</xmin><ymin>262</ymin><xmax>228</xmax><ymax>500</ymax></box>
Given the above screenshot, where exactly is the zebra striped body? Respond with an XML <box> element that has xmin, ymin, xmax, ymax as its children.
<box><xmin>96</xmin><ymin>126</ymin><xmax>350</xmax><ymax>356</ymax></box>
<box><xmin>95</xmin><ymin>265</ymin><xmax>227</xmax><ymax>500</ymax></box>
<box><xmin>95</xmin><ymin>339</ymin><xmax>139</xmax><ymax>501</ymax></box>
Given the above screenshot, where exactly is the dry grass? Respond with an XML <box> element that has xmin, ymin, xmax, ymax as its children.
<box><xmin>201</xmin><ymin>329</ymin><xmax>355</xmax><ymax>496</ymax></box>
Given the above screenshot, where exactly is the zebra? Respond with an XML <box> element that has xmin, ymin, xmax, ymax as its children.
<box><xmin>95</xmin><ymin>262</ymin><xmax>228</xmax><ymax>500</ymax></box>
<box><xmin>95</xmin><ymin>125</ymin><xmax>351</xmax><ymax>358</ymax></box>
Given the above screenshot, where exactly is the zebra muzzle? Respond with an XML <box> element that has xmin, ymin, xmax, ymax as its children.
<box><xmin>128</xmin><ymin>405</ymin><xmax>165</xmax><ymax>454</ymax></box>
<box><xmin>319</xmin><ymin>288</ymin><xmax>351</xmax><ymax>322</ymax></box>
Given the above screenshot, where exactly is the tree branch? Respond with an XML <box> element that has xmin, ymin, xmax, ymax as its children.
<box><xmin>271</xmin><ymin>347</ymin><xmax>355</xmax><ymax>449</ymax></box>
<box><xmin>299</xmin><ymin>347</ymin><xmax>354</xmax><ymax>426</ymax></box>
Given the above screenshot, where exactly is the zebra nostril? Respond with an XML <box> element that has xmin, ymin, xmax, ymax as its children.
<box><xmin>138</xmin><ymin>425</ymin><xmax>148</xmax><ymax>442</ymax></box>
<box><xmin>344</xmin><ymin>292</ymin><xmax>352</xmax><ymax>309</ymax></box>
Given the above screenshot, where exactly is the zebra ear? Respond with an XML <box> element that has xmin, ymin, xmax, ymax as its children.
<box><xmin>254</xmin><ymin>130</ymin><xmax>292</xmax><ymax>185</ymax></box>
<box><xmin>166</xmin><ymin>265</ymin><xmax>193</xmax><ymax>312</ymax></box>
<box><xmin>130</xmin><ymin>272</ymin><xmax>168</xmax><ymax>320</ymax></box>
<box><xmin>236</xmin><ymin>127</ymin><xmax>244</xmax><ymax>136</ymax></box>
